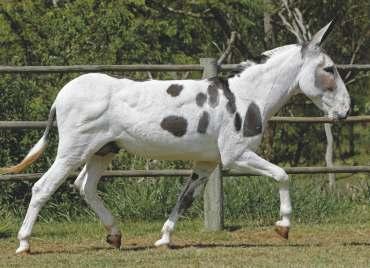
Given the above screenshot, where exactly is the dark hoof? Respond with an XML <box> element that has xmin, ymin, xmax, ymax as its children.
<box><xmin>106</xmin><ymin>234</ymin><xmax>122</xmax><ymax>249</ymax></box>
<box><xmin>275</xmin><ymin>226</ymin><xmax>289</xmax><ymax>239</ymax></box>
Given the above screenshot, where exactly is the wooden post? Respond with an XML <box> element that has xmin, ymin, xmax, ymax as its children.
<box><xmin>324</xmin><ymin>123</ymin><xmax>336</xmax><ymax>190</ymax></box>
<box><xmin>263</xmin><ymin>0</ymin><xmax>275</xmax><ymax>48</ymax></box>
<box><xmin>200</xmin><ymin>58</ymin><xmax>224</xmax><ymax>231</ymax></box>
<box><xmin>200</xmin><ymin>58</ymin><xmax>218</xmax><ymax>78</ymax></box>
<box><xmin>204</xmin><ymin>165</ymin><xmax>224</xmax><ymax>230</ymax></box>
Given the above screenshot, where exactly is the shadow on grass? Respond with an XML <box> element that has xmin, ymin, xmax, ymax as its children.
<box><xmin>342</xmin><ymin>242</ymin><xmax>370</xmax><ymax>246</ymax></box>
<box><xmin>168</xmin><ymin>242</ymin><xmax>321</xmax><ymax>250</ymax></box>
<box><xmin>29</xmin><ymin>247</ymin><xmax>115</xmax><ymax>255</ymax></box>
<box><xmin>224</xmin><ymin>225</ymin><xmax>242</xmax><ymax>232</ymax></box>
<box><xmin>28</xmin><ymin>242</ymin><xmax>323</xmax><ymax>255</ymax></box>
<box><xmin>23</xmin><ymin>239</ymin><xmax>370</xmax><ymax>255</ymax></box>
<box><xmin>0</xmin><ymin>231</ymin><xmax>12</xmax><ymax>239</ymax></box>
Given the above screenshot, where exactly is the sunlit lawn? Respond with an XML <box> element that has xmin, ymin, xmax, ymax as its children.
<box><xmin>1</xmin><ymin>219</ymin><xmax>370</xmax><ymax>267</ymax></box>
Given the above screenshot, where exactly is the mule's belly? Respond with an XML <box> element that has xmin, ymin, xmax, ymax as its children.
<box><xmin>116</xmin><ymin>133</ymin><xmax>219</xmax><ymax>162</ymax></box>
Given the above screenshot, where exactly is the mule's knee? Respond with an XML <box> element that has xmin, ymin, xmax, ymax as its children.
<box><xmin>31</xmin><ymin>182</ymin><xmax>42</xmax><ymax>196</ymax></box>
<box><xmin>274</xmin><ymin>169</ymin><xmax>289</xmax><ymax>183</ymax></box>
<box><xmin>30</xmin><ymin>182</ymin><xmax>50</xmax><ymax>207</ymax></box>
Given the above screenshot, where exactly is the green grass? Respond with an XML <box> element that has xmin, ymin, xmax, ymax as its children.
<box><xmin>2</xmin><ymin>220</ymin><xmax>370</xmax><ymax>267</ymax></box>
<box><xmin>3</xmin><ymin>174</ymin><xmax>370</xmax><ymax>224</ymax></box>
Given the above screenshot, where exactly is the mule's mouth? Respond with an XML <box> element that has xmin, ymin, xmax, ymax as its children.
<box><xmin>327</xmin><ymin>111</ymin><xmax>339</xmax><ymax>121</ymax></box>
<box><xmin>328</xmin><ymin>110</ymin><xmax>349</xmax><ymax>121</ymax></box>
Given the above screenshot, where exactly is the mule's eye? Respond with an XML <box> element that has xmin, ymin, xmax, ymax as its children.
<box><xmin>323</xmin><ymin>66</ymin><xmax>335</xmax><ymax>75</ymax></box>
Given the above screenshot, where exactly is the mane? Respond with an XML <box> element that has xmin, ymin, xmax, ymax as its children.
<box><xmin>227</xmin><ymin>60</ymin><xmax>257</xmax><ymax>78</ymax></box>
<box><xmin>261</xmin><ymin>44</ymin><xmax>298</xmax><ymax>59</ymax></box>
<box><xmin>228</xmin><ymin>44</ymin><xmax>300</xmax><ymax>78</ymax></box>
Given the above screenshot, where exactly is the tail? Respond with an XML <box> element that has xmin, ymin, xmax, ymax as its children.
<box><xmin>0</xmin><ymin>104</ymin><xmax>56</xmax><ymax>174</ymax></box>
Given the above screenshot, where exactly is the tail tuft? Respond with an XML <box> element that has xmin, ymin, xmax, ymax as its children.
<box><xmin>0</xmin><ymin>136</ymin><xmax>48</xmax><ymax>174</ymax></box>
<box><xmin>0</xmin><ymin>103</ymin><xmax>56</xmax><ymax>175</ymax></box>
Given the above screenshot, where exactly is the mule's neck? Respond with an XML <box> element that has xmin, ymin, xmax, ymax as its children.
<box><xmin>229</xmin><ymin>45</ymin><xmax>303</xmax><ymax>123</ymax></box>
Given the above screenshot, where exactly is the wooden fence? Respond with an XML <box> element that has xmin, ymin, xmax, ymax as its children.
<box><xmin>0</xmin><ymin>63</ymin><xmax>368</xmax><ymax>73</ymax></box>
<box><xmin>0</xmin><ymin>59</ymin><xmax>369</xmax><ymax>231</ymax></box>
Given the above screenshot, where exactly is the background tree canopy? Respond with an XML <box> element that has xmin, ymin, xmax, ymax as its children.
<box><xmin>0</xmin><ymin>0</ymin><xmax>368</xmax><ymax>221</ymax></box>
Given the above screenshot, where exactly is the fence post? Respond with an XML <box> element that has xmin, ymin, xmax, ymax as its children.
<box><xmin>200</xmin><ymin>58</ymin><xmax>224</xmax><ymax>231</ymax></box>
<box><xmin>324</xmin><ymin>123</ymin><xmax>336</xmax><ymax>189</ymax></box>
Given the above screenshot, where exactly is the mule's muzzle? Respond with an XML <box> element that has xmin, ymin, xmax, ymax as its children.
<box><xmin>338</xmin><ymin>108</ymin><xmax>351</xmax><ymax>120</ymax></box>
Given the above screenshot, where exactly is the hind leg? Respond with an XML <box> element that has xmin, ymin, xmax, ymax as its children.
<box><xmin>16</xmin><ymin>156</ymin><xmax>81</xmax><ymax>254</ymax></box>
<box><xmin>155</xmin><ymin>162</ymin><xmax>215</xmax><ymax>247</ymax></box>
<box><xmin>74</xmin><ymin>154</ymin><xmax>121</xmax><ymax>248</ymax></box>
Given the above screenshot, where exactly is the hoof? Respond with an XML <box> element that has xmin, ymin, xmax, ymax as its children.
<box><xmin>275</xmin><ymin>225</ymin><xmax>289</xmax><ymax>239</ymax></box>
<box><xmin>16</xmin><ymin>246</ymin><xmax>30</xmax><ymax>255</ymax></box>
<box><xmin>154</xmin><ymin>236</ymin><xmax>170</xmax><ymax>248</ymax></box>
<box><xmin>106</xmin><ymin>234</ymin><xmax>122</xmax><ymax>249</ymax></box>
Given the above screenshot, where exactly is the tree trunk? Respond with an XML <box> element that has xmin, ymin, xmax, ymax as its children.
<box><xmin>263</xmin><ymin>0</ymin><xmax>275</xmax><ymax>48</ymax></box>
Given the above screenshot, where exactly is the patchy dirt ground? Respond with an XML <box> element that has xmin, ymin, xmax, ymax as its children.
<box><xmin>1</xmin><ymin>220</ymin><xmax>370</xmax><ymax>267</ymax></box>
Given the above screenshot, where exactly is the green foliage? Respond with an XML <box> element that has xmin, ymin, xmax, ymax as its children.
<box><xmin>0</xmin><ymin>207</ymin><xmax>12</xmax><ymax>238</ymax></box>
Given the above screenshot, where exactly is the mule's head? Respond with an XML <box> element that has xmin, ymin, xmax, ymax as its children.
<box><xmin>297</xmin><ymin>21</ymin><xmax>350</xmax><ymax>119</ymax></box>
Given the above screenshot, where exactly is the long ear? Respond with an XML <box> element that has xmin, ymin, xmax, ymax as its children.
<box><xmin>309</xmin><ymin>20</ymin><xmax>336</xmax><ymax>47</ymax></box>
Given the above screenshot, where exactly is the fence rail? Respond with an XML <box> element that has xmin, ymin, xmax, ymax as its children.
<box><xmin>1</xmin><ymin>166</ymin><xmax>369</xmax><ymax>181</ymax></box>
<box><xmin>0</xmin><ymin>64</ymin><xmax>369</xmax><ymax>73</ymax></box>
<box><xmin>0</xmin><ymin>64</ymin><xmax>203</xmax><ymax>73</ymax></box>
<box><xmin>221</xmin><ymin>64</ymin><xmax>370</xmax><ymax>71</ymax></box>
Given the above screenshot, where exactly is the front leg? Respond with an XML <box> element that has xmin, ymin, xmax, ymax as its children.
<box><xmin>229</xmin><ymin>151</ymin><xmax>292</xmax><ymax>239</ymax></box>
<box><xmin>155</xmin><ymin>162</ymin><xmax>215</xmax><ymax>247</ymax></box>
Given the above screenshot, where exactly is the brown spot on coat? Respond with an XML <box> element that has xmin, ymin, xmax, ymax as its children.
<box><xmin>161</xmin><ymin>116</ymin><xmax>188</xmax><ymax>137</ymax></box>
<box><xmin>243</xmin><ymin>102</ymin><xmax>262</xmax><ymax>137</ymax></box>
<box><xmin>196</xmin><ymin>92</ymin><xmax>207</xmax><ymax>107</ymax></box>
<box><xmin>207</xmin><ymin>83</ymin><xmax>219</xmax><ymax>108</ymax></box>
<box><xmin>167</xmin><ymin>84</ymin><xmax>183</xmax><ymax>97</ymax></box>
<box><xmin>234</xmin><ymin>112</ymin><xmax>242</xmax><ymax>131</ymax></box>
<box><xmin>197</xmin><ymin>111</ymin><xmax>210</xmax><ymax>134</ymax></box>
